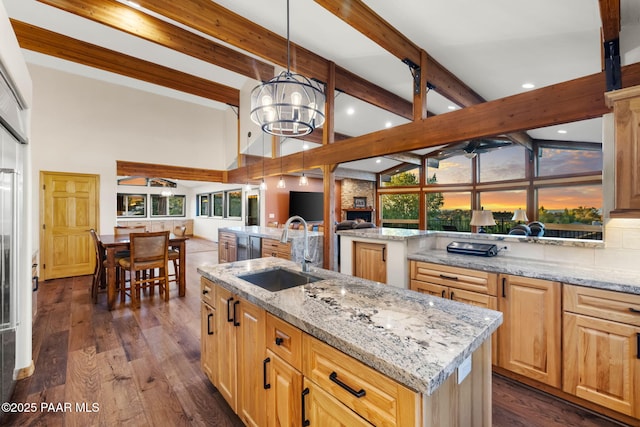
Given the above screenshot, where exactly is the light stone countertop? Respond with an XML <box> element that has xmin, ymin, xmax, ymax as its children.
<box><xmin>408</xmin><ymin>250</ymin><xmax>640</xmax><ymax>295</ymax></box>
<box><xmin>198</xmin><ymin>257</ymin><xmax>502</xmax><ymax>395</ymax></box>
<box><xmin>336</xmin><ymin>227</ymin><xmax>434</xmax><ymax>241</ymax></box>
<box><xmin>219</xmin><ymin>225</ymin><xmax>323</xmax><ymax>240</ymax></box>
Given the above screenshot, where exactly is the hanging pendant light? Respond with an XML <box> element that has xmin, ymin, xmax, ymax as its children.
<box><xmin>277</xmin><ymin>137</ymin><xmax>286</xmax><ymax>188</ymax></box>
<box><xmin>250</xmin><ymin>0</ymin><xmax>325</xmax><ymax>137</ymax></box>
<box><xmin>260</xmin><ymin>133</ymin><xmax>268</xmax><ymax>190</ymax></box>
<box><xmin>299</xmin><ymin>143</ymin><xmax>308</xmax><ymax>186</ymax></box>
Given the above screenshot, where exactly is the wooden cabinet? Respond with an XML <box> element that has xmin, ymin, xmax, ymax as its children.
<box><xmin>410</xmin><ymin>261</ymin><xmax>498</xmax><ymax>363</ymax></box>
<box><xmin>303</xmin><ymin>379</ymin><xmax>374</xmax><ymax>427</ymax></box>
<box><xmin>212</xmin><ymin>283</ymin><xmax>267</xmax><ymax>425</ymax></box>
<box><xmin>302</xmin><ymin>334</ymin><xmax>418</xmax><ymax>427</ymax></box>
<box><xmin>262</xmin><ymin>238</ymin><xmax>291</xmax><ymax>260</ymax></box>
<box><xmin>605</xmin><ymin>86</ymin><xmax>640</xmax><ymax>217</ymax></box>
<box><xmin>563</xmin><ymin>285</ymin><xmax>640</xmax><ymax>418</ymax></box>
<box><xmin>172</xmin><ymin>219</ymin><xmax>193</xmax><ymax>235</ymax></box>
<box><xmin>218</xmin><ymin>231</ymin><xmax>237</xmax><ymax>263</ymax></box>
<box><xmin>353</xmin><ymin>241</ymin><xmax>387</xmax><ymax>283</ymax></box>
<box><xmin>498</xmin><ymin>274</ymin><xmax>561</xmax><ymax>387</ymax></box>
<box><xmin>200</xmin><ymin>278</ymin><xmax>216</xmax><ymax>385</ymax></box>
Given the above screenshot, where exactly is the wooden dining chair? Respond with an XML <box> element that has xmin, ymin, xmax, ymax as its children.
<box><xmin>168</xmin><ymin>226</ymin><xmax>186</xmax><ymax>288</ymax></box>
<box><xmin>118</xmin><ymin>231</ymin><xmax>170</xmax><ymax>309</ymax></box>
<box><xmin>89</xmin><ymin>229</ymin><xmax>107</xmax><ymax>304</ymax></box>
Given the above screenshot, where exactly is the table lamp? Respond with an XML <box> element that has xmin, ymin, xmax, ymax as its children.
<box><xmin>512</xmin><ymin>208</ymin><xmax>528</xmax><ymax>223</ymax></box>
<box><xmin>470</xmin><ymin>209</ymin><xmax>495</xmax><ymax>233</ymax></box>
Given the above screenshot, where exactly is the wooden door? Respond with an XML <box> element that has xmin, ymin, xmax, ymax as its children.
<box><xmin>215</xmin><ymin>285</ymin><xmax>237</xmax><ymax>411</ymax></box>
<box><xmin>563</xmin><ymin>312</ymin><xmax>640</xmax><ymax>417</ymax></box>
<box><xmin>237</xmin><ymin>298</ymin><xmax>266</xmax><ymax>427</ymax></box>
<box><xmin>353</xmin><ymin>241</ymin><xmax>386</xmax><ymax>283</ymax></box>
<box><xmin>267</xmin><ymin>350</ymin><xmax>302</xmax><ymax>427</ymax></box>
<box><xmin>303</xmin><ymin>379</ymin><xmax>373</xmax><ymax>427</ymax></box>
<box><xmin>200</xmin><ymin>301</ymin><xmax>216</xmax><ymax>385</ymax></box>
<box><xmin>41</xmin><ymin>171</ymin><xmax>99</xmax><ymax>280</ymax></box>
<box><xmin>498</xmin><ymin>275</ymin><xmax>561</xmax><ymax>387</ymax></box>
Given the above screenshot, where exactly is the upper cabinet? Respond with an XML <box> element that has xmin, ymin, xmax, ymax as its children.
<box><xmin>605</xmin><ymin>86</ymin><xmax>640</xmax><ymax>217</ymax></box>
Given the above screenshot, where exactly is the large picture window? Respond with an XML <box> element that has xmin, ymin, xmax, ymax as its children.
<box><xmin>227</xmin><ymin>191</ymin><xmax>242</xmax><ymax>218</ymax></box>
<box><xmin>117</xmin><ymin>194</ymin><xmax>147</xmax><ymax>217</ymax></box>
<box><xmin>151</xmin><ymin>194</ymin><xmax>185</xmax><ymax>217</ymax></box>
<box><xmin>426</xmin><ymin>155</ymin><xmax>472</xmax><ymax>185</ymax></box>
<box><xmin>426</xmin><ymin>191</ymin><xmax>471</xmax><ymax>231</ymax></box>
<box><xmin>380</xmin><ymin>192</ymin><xmax>419</xmax><ymax>229</ymax></box>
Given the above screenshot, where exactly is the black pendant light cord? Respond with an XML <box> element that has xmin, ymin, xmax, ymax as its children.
<box><xmin>286</xmin><ymin>0</ymin><xmax>291</xmax><ymax>74</ymax></box>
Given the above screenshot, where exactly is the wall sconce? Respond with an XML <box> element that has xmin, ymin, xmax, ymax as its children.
<box><xmin>470</xmin><ymin>209</ymin><xmax>495</xmax><ymax>233</ymax></box>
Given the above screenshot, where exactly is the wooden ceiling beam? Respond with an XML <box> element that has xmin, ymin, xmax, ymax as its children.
<box><xmin>11</xmin><ymin>20</ymin><xmax>240</xmax><ymax>106</ymax></box>
<box><xmin>37</xmin><ymin>0</ymin><xmax>274</xmax><ymax>82</ymax></box>
<box><xmin>116</xmin><ymin>160</ymin><xmax>225</xmax><ymax>182</ymax></box>
<box><xmin>130</xmin><ymin>0</ymin><xmax>413</xmax><ymax>119</ymax></box>
<box><xmin>229</xmin><ymin>62</ymin><xmax>640</xmax><ymax>183</ymax></box>
<box><xmin>599</xmin><ymin>0</ymin><xmax>621</xmax><ymax>42</ymax></box>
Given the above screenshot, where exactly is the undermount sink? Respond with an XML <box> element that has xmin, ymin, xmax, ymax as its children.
<box><xmin>238</xmin><ymin>267</ymin><xmax>322</xmax><ymax>292</ymax></box>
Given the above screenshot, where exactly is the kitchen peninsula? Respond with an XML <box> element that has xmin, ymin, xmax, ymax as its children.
<box><xmin>198</xmin><ymin>257</ymin><xmax>502</xmax><ymax>426</ymax></box>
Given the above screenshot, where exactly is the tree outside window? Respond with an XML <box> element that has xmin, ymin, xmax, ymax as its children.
<box><xmin>380</xmin><ymin>171</ymin><xmax>419</xmax><ymax>229</ymax></box>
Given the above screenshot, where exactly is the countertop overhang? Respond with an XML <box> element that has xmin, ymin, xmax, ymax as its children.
<box><xmin>198</xmin><ymin>257</ymin><xmax>502</xmax><ymax>395</ymax></box>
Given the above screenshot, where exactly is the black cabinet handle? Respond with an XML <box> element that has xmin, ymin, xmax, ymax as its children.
<box><xmin>263</xmin><ymin>357</ymin><xmax>271</xmax><ymax>389</ymax></box>
<box><xmin>439</xmin><ymin>274</ymin><xmax>458</xmax><ymax>281</ymax></box>
<box><xmin>441</xmin><ymin>290</ymin><xmax>445</xmax><ymax>298</ymax></box>
<box><xmin>226</xmin><ymin>297</ymin><xmax>234</xmax><ymax>322</ymax></box>
<box><xmin>202</xmin><ymin>289</ymin><xmax>209</xmax><ymax>295</ymax></box>
<box><xmin>302</xmin><ymin>388</ymin><xmax>310</xmax><ymax>426</ymax></box>
<box><xmin>637</xmin><ymin>333</ymin><xmax>640</xmax><ymax>360</ymax></box>
<box><xmin>233</xmin><ymin>300</ymin><xmax>240</xmax><ymax>326</ymax></box>
<box><xmin>502</xmin><ymin>277</ymin><xmax>507</xmax><ymax>298</ymax></box>
<box><xmin>450</xmin><ymin>291</ymin><xmax>455</xmax><ymax>300</ymax></box>
<box><xmin>630</xmin><ymin>307</ymin><xmax>640</xmax><ymax>314</ymax></box>
<box><xmin>382</xmin><ymin>247</ymin><xmax>386</xmax><ymax>262</ymax></box>
<box><xmin>275</xmin><ymin>337</ymin><xmax>284</xmax><ymax>346</ymax></box>
<box><xmin>329</xmin><ymin>371</ymin><xmax>366</xmax><ymax>398</ymax></box>
<box><xmin>207</xmin><ymin>313</ymin><xmax>214</xmax><ymax>335</ymax></box>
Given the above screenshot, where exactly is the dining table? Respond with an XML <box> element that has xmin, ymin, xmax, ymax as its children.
<box><xmin>99</xmin><ymin>233</ymin><xmax>188</xmax><ymax>310</ymax></box>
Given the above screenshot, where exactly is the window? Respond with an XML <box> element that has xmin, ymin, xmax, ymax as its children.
<box><xmin>381</xmin><ymin>167</ymin><xmax>420</xmax><ymax>187</ymax></box>
<box><xmin>479</xmin><ymin>145</ymin><xmax>526</xmax><ymax>182</ymax></box>
<box><xmin>226</xmin><ymin>190</ymin><xmax>242</xmax><ymax>218</ymax></box>
<box><xmin>117</xmin><ymin>194</ymin><xmax>147</xmax><ymax>217</ymax></box>
<box><xmin>151</xmin><ymin>194</ymin><xmax>185</xmax><ymax>217</ymax></box>
<box><xmin>426</xmin><ymin>191</ymin><xmax>471</xmax><ymax>231</ymax></box>
<box><xmin>380</xmin><ymin>193</ymin><xmax>419</xmax><ymax>229</ymax></box>
<box><xmin>197</xmin><ymin>194</ymin><xmax>210</xmax><ymax>216</ymax></box>
<box><xmin>212</xmin><ymin>192</ymin><xmax>224</xmax><ymax>217</ymax></box>
<box><xmin>537</xmin><ymin>185</ymin><xmax>602</xmax><ymax>239</ymax></box>
<box><xmin>537</xmin><ymin>146</ymin><xmax>602</xmax><ymax>177</ymax></box>
<box><xmin>426</xmin><ymin>154</ymin><xmax>472</xmax><ymax>185</ymax></box>
<box><xmin>478</xmin><ymin>189</ymin><xmax>527</xmax><ymax>234</ymax></box>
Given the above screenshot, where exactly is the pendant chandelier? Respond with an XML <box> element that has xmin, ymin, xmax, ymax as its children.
<box><xmin>250</xmin><ymin>0</ymin><xmax>325</xmax><ymax>137</ymax></box>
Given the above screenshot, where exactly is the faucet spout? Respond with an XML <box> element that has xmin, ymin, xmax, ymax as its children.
<box><xmin>280</xmin><ymin>215</ymin><xmax>312</xmax><ymax>272</ymax></box>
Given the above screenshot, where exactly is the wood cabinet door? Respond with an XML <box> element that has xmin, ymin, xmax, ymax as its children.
<box><xmin>410</xmin><ymin>280</ymin><xmax>448</xmax><ymax>298</ymax></box>
<box><xmin>303</xmin><ymin>379</ymin><xmax>373</xmax><ymax>427</ymax></box>
<box><xmin>353</xmin><ymin>241</ymin><xmax>386</xmax><ymax>283</ymax></box>
<box><xmin>563</xmin><ymin>312</ymin><xmax>640</xmax><ymax>417</ymax></box>
<box><xmin>237</xmin><ymin>298</ymin><xmax>267</xmax><ymax>427</ymax></box>
<box><xmin>200</xmin><ymin>301</ymin><xmax>216</xmax><ymax>385</ymax></box>
<box><xmin>215</xmin><ymin>285</ymin><xmax>237</xmax><ymax>411</ymax></box>
<box><xmin>218</xmin><ymin>232</ymin><xmax>237</xmax><ymax>263</ymax></box>
<box><xmin>498</xmin><ymin>275</ymin><xmax>561</xmax><ymax>387</ymax></box>
<box><xmin>267</xmin><ymin>350</ymin><xmax>303</xmax><ymax>427</ymax></box>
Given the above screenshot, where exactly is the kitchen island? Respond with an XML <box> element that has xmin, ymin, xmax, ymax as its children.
<box><xmin>198</xmin><ymin>257</ymin><xmax>502</xmax><ymax>426</ymax></box>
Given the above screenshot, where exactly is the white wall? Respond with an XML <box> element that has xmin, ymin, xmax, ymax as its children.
<box><xmin>28</xmin><ymin>64</ymin><xmax>236</xmax><ymax>236</ymax></box>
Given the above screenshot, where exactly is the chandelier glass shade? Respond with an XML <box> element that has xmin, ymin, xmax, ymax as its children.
<box><xmin>249</xmin><ymin>0</ymin><xmax>325</xmax><ymax>137</ymax></box>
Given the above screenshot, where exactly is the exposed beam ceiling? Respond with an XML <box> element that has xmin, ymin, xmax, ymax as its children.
<box><xmin>11</xmin><ymin>19</ymin><xmax>240</xmax><ymax>106</ymax></box>
<box><xmin>599</xmin><ymin>0</ymin><xmax>621</xmax><ymax>42</ymax></box>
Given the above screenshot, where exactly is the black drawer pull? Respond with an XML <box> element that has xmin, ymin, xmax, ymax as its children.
<box><xmin>441</xmin><ymin>290</ymin><xmax>445</xmax><ymax>298</ymax></box>
<box><xmin>275</xmin><ymin>337</ymin><xmax>284</xmax><ymax>346</ymax></box>
<box><xmin>637</xmin><ymin>333</ymin><xmax>640</xmax><ymax>360</ymax></box>
<box><xmin>329</xmin><ymin>371</ymin><xmax>366</xmax><ymax>398</ymax></box>
<box><xmin>302</xmin><ymin>388</ymin><xmax>310</xmax><ymax>426</ymax></box>
<box><xmin>202</xmin><ymin>289</ymin><xmax>209</xmax><ymax>295</ymax></box>
<box><xmin>450</xmin><ymin>291</ymin><xmax>455</xmax><ymax>300</ymax></box>
<box><xmin>207</xmin><ymin>313</ymin><xmax>214</xmax><ymax>335</ymax></box>
<box><xmin>502</xmin><ymin>277</ymin><xmax>507</xmax><ymax>298</ymax></box>
<box><xmin>630</xmin><ymin>307</ymin><xmax>640</xmax><ymax>314</ymax></box>
<box><xmin>233</xmin><ymin>300</ymin><xmax>240</xmax><ymax>326</ymax></box>
<box><xmin>226</xmin><ymin>297</ymin><xmax>234</xmax><ymax>322</ymax></box>
<box><xmin>263</xmin><ymin>357</ymin><xmax>271</xmax><ymax>389</ymax></box>
<box><xmin>439</xmin><ymin>274</ymin><xmax>458</xmax><ymax>281</ymax></box>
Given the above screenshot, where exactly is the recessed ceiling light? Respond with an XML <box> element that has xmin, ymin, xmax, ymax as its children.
<box><xmin>347</xmin><ymin>108</ymin><xmax>355</xmax><ymax>115</ymax></box>
<box><xmin>385</xmin><ymin>121</ymin><xmax>392</xmax><ymax>128</ymax></box>
<box><xmin>447</xmin><ymin>105</ymin><xmax>457</xmax><ymax>110</ymax></box>
<box><xmin>376</xmin><ymin>158</ymin><xmax>382</xmax><ymax>164</ymax></box>
<box><xmin>557</xmin><ymin>129</ymin><xmax>567</xmax><ymax>134</ymax></box>
<box><xmin>522</xmin><ymin>83</ymin><xmax>535</xmax><ymax>89</ymax></box>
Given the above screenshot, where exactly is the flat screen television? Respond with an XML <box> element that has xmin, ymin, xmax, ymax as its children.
<box><xmin>288</xmin><ymin>191</ymin><xmax>323</xmax><ymax>222</ymax></box>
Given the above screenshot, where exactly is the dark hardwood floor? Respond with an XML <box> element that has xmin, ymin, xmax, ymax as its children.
<box><xmin>4</xmin><ymin>238</ymin><xmax>632</xmax><ymax>426</ymax></box>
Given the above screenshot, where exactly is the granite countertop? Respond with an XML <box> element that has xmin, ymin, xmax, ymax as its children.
<box><xmin>220</xmin><ymin>225</ymin><xmax>323</xmax><ymax>240</ymax></box>
<box><xmin>198</xmin><ymin>257</ymin><xmax>502</xmax><ymax>395</ymax></box>
<box><xmin>336</xmin><ymin>227</ymin><xmax>435</xmax><ymax>241</ymax></box>
<box><xmin>409</xmin><ymin>250</ymin><xmax>640</xmax><ymax>295</ymax></box>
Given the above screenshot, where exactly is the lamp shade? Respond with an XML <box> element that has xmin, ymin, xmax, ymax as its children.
<box><xmin>512</xmin><ymin>209</ymin><xmax>528</xmax><ymax>222</ymax></box>
<box><xmin>470</xmin><ymin>210</ymin><xmax>496</xmax><ymax>227</ymax></box>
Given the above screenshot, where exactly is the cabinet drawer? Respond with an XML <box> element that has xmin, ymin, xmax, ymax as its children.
<box><xmin>219</xmin><ymin>231</ymin><xmax>236</xmax><ymax>244</ymax></box>
<box><xmin>564</xmin><ymin>285</ymin><xmax>640</xmax><ymax>327</ymax></box>
<box><xmin>262</xmin><ymin>238</ymin><xmax>291</xmax><ymax>259</ymax></box>
<box><xmin>411</xmin><ymin>261</ymin><xmax>497</xmax><ymax>296</ymax></box>
<box><xmin>266</xmin><ymin>314</ymin><xmax>303</xmax><ymax>371</ymax></box>
<box><xmin>200</xmin><ymin>277</ymin><xmax>216</xmax><ymax>306</ymax></box>
<box><xmin>302</xmin><ymin>335</ymin><xmax>418</xmax><ymax>427</ymax></box>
